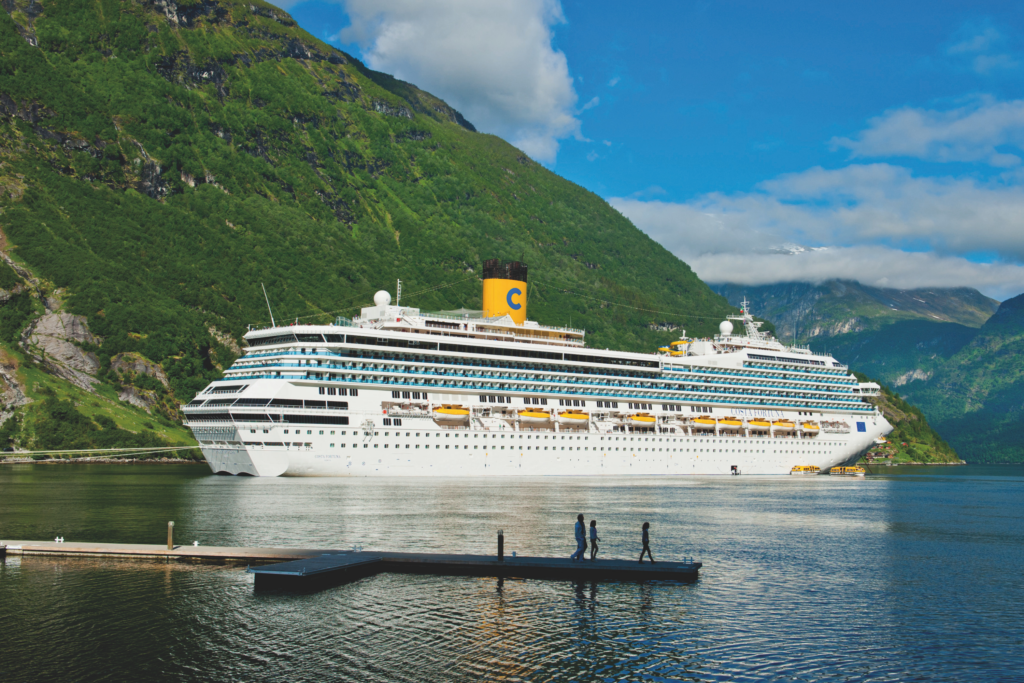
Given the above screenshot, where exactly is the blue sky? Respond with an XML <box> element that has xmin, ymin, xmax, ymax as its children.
<box><xmin>271</xmin><ymin>0</ymin><xmax>1024</xmax><ymax>299</ymax></box>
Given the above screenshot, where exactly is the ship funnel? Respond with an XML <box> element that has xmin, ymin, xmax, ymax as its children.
<box><xmin>482</xmin><ymin>259</ymin><xmax>528</xmax><ymax>325</ymax></box>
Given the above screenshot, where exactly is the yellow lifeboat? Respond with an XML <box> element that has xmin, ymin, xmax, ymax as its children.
<box><xmin>802</xmin><ymin>421</ymin><xmax>820</xmax><ymax>432</ymax></box>
<box><xmin>518</xmin><ymin>409</ymin><xmax>551</xmax><ymax>424</ymax></box>
<box><xmin>718</xmin><ymin>417</ymin><xmax>743</xmax><ymax>429</ymax></box>
<box><xmin>628</xmin><ymin>413</ymin><xmax>656</xmax><ymax>425</ymax></box>
<box><xmin>433</xmin><ymin>404</ymin><xmax>470</xmax><ymax>421</ymax></box>
<box><xmin>829</xmin><ymin>466</ymin><xmax>866</xmax><ymax>477</ymax></box>
<box><xmin>557</xmin><ymin>409</ymin><xmax>589</xmax><ymax>424</ymax></box>
<box><xmin>692</xmin><ymin>417</ymin><xmax>716</xmax><ymax>428</ymax></box>
<box><xmin>790</xmin><ymin>465</ymin><xmax>821</xmax><ymax>476</ymax></box>
<box><xmin>748</xmin><ymin>419</ymin><xmax>771</xmax><ymax>429</ymax></box>
<box><xmin>772</xmin><ymin>419</ymin><xmax>796</xmax><ymax>430</ymax></box>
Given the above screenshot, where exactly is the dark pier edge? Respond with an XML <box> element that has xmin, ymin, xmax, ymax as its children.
<box><xmin>250</xmin><ymin>553</ymin><xmax>702</xmax><ymax>593</ymax></box>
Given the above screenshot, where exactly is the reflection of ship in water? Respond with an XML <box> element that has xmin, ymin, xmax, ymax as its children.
<box><xmin>184</xmin><ymin>260</ymin><xmax>891</xmax><ymax>476</ymax></box>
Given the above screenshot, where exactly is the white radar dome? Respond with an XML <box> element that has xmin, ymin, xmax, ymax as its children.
<box><xmin>719</xmin><ymin>320</ymin><xmax>734</xmax><ymax>336</ymax></box>
<box><xmin>374</xmin><ymin>290</ymin><xmax>392</xmax><ymax>307</ymax></box>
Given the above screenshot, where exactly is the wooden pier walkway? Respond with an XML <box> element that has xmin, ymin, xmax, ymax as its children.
<box><xmin>1</xmin><ymin>540</ymin><xmax>702</xmax><ymax>590</ymax></box>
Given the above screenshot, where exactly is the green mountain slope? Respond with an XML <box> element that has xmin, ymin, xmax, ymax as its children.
<box><xmin>901</xmin><ymin>294</ymin><xmax>1024</xmax><ymax>464</ymax></box>
<box><xmin>0</xmin><ymin>0</ymin><xmax>739</xmax><ymax>454</ymax></box>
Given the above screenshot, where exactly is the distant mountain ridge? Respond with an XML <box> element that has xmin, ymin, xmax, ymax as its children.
<box><xmin>711</xmin><ymin>280</ymin><xmax>998</xmax><ymax>344</ymax></box>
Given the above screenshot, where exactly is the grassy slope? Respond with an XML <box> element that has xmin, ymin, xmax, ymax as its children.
<box><xmin>0</xmin><ymin>0</ymin><xmax>745</xmax><ymax>454</ymax></box>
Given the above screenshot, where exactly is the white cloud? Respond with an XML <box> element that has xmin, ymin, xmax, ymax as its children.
<box><xmin>946</xmin><ymin>25</ymin><xmax>1018</xmax><ymax>74</ymax></box>
<box><xmin>586</xmin><ymin>150</ymin><xmax>599</xmax><ymax>162</ymax></box>
<box><xmin>948</xmin><ymin>26</ymin><xmax>1002</xmax><ymax>55</ymax></box>
<box><xmin>831</xmin><ymin>98</ymin><xmax>1024</xmax><ymax>166</ymax></box>
<box><xmin>608</xmin><ymin>76</ymin><xmax>620</xmax><ymax>87</ymax></box>
<box><xmin>337</xmin><ymin>0</ymin><xmax>579</xmax><ymax>163</ymax></box>
<box><xmin>610</xmin><ymin>164</ymin><xmax>1024</xmax><ymax>300</ymax></box>
<box><xmin>580</xmin><ymin>96</ymin><xmax>599</xmax><ymax>111</ymax></box>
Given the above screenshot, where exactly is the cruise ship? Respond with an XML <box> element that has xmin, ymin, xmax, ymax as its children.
<box><xmin>183</xmin><ymin>260</ymin><xmax>892</xmax><ymax>476</ymax></box>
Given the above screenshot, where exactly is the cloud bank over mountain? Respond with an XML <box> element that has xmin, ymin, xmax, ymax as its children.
<box><xmin>335</xmin><ymin>0</ymin><xmax>579</xmax><ymax>163</ymax></box>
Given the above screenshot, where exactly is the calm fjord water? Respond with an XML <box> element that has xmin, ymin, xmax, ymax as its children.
<box><xmin>1</xmin><ymin>464</ymin><xmax>1022</xmax><ymax>682</ymax></box>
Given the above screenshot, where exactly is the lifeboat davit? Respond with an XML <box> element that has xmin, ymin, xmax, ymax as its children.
<box><xmin>557</xmin><ymin>409</ymin><xmax>589</xmax><ymax>425</ymax></box>
<box><xmin>518</xmin><ymin>409</ymin><xmax>551</xmax><ymax>424</ymax></box>
<box><xmin>628</xmin><ymin>413</ymin><xmax>656</xmax><ymax>425</ymax></box>
<box><xmin>433</xmin><ymin>404</ymin><xmax>470</xmax><ymax>422</ymax></box>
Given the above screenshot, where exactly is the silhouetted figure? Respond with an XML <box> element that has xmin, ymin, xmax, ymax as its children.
<box><xmin>571</xmin><ymin>514</ymin><xmax>587</xmax><ymax>561</ymax></box>
<box><xmin>589</xmin><ymin>520</ymin><xmax>601</xmax><ymax>560</ymax></box>
<box><xmin>639</xmin><ymin>522</ymin><xmax>655</xmax><ymax>563</ymax></box>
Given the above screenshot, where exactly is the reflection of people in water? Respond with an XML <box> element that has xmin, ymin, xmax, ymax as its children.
<box><xmin>639</xmin><ymin>522</ymin><xmax>655</xmax><ymax>563</ymax></box>
<box><xmin>589</xmin><ymin>520</ymin><xmax>601</xmax><ymax>561</ymax></box>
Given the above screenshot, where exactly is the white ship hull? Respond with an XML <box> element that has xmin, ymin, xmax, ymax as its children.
<box><xmin>192</xmin><ymin>381</ymin><xmax>889</xmax><ymax>477</ymax></box>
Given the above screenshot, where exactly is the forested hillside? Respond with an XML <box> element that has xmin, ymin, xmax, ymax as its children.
<box><xmin>0</xmin><ymin>0</ymin><xmax>740</xmax><ymax>453</ymax></box>
<box><xmin>901</xmin><ymin>294</ymin><xmax>1024</xmax><ymax>464</ymax></box>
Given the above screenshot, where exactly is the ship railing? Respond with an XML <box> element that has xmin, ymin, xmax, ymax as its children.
<box><xmin>213</xmin><ymin>372</ymin><xmax>876</xmax><ymax>413</ymax></box>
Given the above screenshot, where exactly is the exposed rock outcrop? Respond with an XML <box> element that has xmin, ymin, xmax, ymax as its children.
<box><xmin>110</xmin><ymin>351</ymin><xmax>169</xmax><ymax>388</ymax></box>
<box><xmin>26</xmin><ymin>313</ymin><xmax>101</xmax><ymax>390</ymax></box>
<box><xmin>207</xmin><ymin>326</ymin><xmax>240</xmax><ymax>355</ymax></box>
<box><xmin>0</xmin><ymin>349</ymin><xmax>31</xmax><ymax>427</ymax></box>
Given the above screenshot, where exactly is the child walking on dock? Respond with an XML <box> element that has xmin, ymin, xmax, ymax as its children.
<box><xmin>589</xmin><ymin>520</ymin><xmax>600</xmax><ymax>561</ymax></box>
<box><xmin>639</xmin><ymin>522</ymin><xmax>654</xmax><ymax>564</ymax></box>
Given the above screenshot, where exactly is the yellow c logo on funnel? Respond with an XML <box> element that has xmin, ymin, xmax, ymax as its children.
<box><xmin>483</xmin><ymin>278</ymin><xmax>527</xmax><ymax>325</ymax></box>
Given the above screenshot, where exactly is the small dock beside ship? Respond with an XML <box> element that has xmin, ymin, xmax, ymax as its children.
<box><xmin>1</xmin><ymin>540</ymin><xmax>701</xmax><ymax>590</ymax></box>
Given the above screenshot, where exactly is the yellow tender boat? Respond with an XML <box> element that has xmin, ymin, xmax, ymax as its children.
<box><xmin>718</xmin><ymin>417</ymin><xmax>743</xmax><ymax>428</ymax></box>
<box><xmin>790</xmin><ymin>465</ymin><xmax>821</xmax><ymax>475</ymax></box>
<box><xmin>557</xmin><ymin>409</ymin><xmax>590</xmax><ymax>424</ymax></box>
<box><xmin>829</xmin><ymin>466</ymin><xmax>866</xmax><ymax>477</ymax></box>
<box><xmin>628</xmin><ymin>413</ymin><xmax>656</xmax><ymax>424</ymax></box>
<box><xmin>748</xmin><ymin>419</ymin><xmax>771</xmax><ymax>429</ymax></box>
<box><xmin>518</xmin><ymin>409</ymin><xmax>551</xmax><ymax>423</ymax></box>
<box><xmin>693</xmin><ymin>417</ymin><xmax>717</xmax><ymax>427</ymax></box>
<box><xmin>802</xmin><ymin>421</ymin><xmax>820</xmax><ymax>432</ymax></box>
<box><xmin>433</xmin><ymin>405</ymin><xmax>470</xmax><ymax>420</ymax></box>
<box><xmin>773</xmin><ymin>420</ymin><xmax>796</xmax><ymax>430</ymax></box>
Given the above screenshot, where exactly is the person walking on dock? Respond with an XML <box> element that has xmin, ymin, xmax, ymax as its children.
<box><xmin>589</xmin><ymin>520</ymin><xmax>601</xmax><ymax>561</ymax></box>
<box><xmin>571</xmin><ymin>514</ymin><xmax>587</xmax><ymax>561</ymax></box>
<box><xmin>639</xmin><ymin>522</ymin><xmax>655</xmax><ymax>563</ymax></box>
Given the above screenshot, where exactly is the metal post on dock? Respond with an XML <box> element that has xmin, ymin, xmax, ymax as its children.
<box><xmin>167</xmin><ymin>521</ymin><xmax>174</xmax><ymax>550</ymax></box>
<box><xmin>497</xmin><ymin>530</ymin><xmax>504</xmax><ymax>561</ymax></box>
